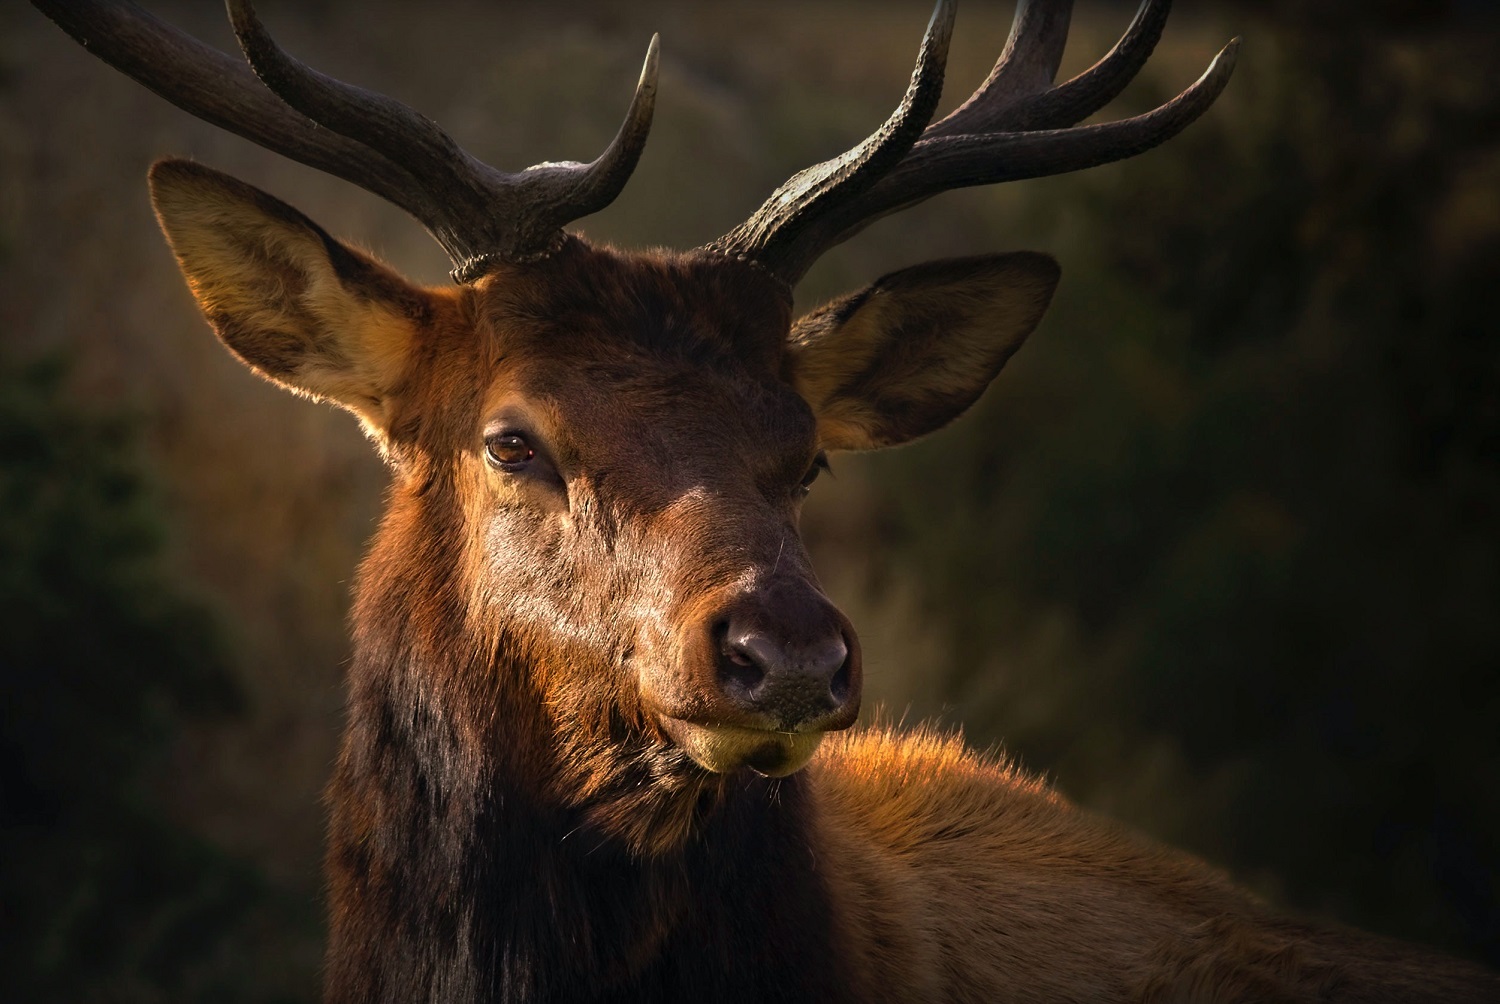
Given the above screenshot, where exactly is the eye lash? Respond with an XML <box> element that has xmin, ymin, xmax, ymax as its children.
<box><xmin>795</xmin><ymin>451</ymin><xmax>831</xmax><ymax>497</ymax></box>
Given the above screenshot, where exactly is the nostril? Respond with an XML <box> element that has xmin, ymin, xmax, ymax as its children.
<box><xmin>716</xmin><ymin>622</ymin><xmax>766</xmax><ymax>698</ymax></box>
<box><xmin>829</xmin><ymin>655</ymin><xmax>851</xmax><ymax>704</ymax></box>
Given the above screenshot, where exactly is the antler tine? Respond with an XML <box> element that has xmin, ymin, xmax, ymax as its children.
<box><xmin>930</xmin><ymin>0</ymin><xmax>1173</xmax><ymax>138</ymax></box>
<box><xmin>1016</xmin><ymin>0</ymin><xmax>1173</xmax><ymax>131</ymax></box>
<box><xmin>706</xmin><ymin>0</ymin><xmax>956</xmax><ymax>272</ymax></box>
<box><xmin>930</xmin><ymin>0</ymin><xmax>1074</xmax><ymax>138</ymax></box>
<box><xmin>709</xmin><ymin>0</ymin><xmax>1237</xmax><ymax>287</ymax></box>
<box><xmin>451</xmin><ymin>35</ymin><xmax>659</xmax><ymax>282</ymax></box>
<box><xmin>226</xmin><ymin>0</ymin><xmax>480</xmax><ymax>201</ymax></box>
<box><xmin>444</xmin><ymin>36</ymin><xmax>658</xmax><ymax>283</ymax></box>
<box><xmin>557</xmin><ymin>35</ymin><xmax>661</xmax><ymax>217</ymax></box>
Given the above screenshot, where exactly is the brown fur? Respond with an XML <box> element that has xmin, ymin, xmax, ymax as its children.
<box><xmin>814</xmin><ymin>726</ymin><xmax>1496</xmax><ymax>1002</ymax></box>
<box><xmin>142</xmin><ymin>161</ymin><xmax>1497</xmax><ymax>1003</ymax></box>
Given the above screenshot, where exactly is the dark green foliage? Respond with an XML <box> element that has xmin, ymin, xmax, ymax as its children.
<box><xmin>0</xmin><ymin>357</ymin><xmax>275</xmax><ymax>1002</ymax></box>
<box><xmin>855</xmin><ymin>11</ymin><xmax>1500</xmax><ymax>965</ymax></box>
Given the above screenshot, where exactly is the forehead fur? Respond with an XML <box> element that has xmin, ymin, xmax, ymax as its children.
<box><xmin>477</xmin><ymin>239</ymin><xmax>792</xmax><ymax>367</ymax></box>
<box><xmin>389</xmin><ymin>238</ymin><xmax>801</xmax><ymax>463</ymax></box>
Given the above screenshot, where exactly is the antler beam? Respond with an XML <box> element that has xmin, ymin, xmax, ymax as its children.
<box><xmin>33</xmin><ymin>0</ymin><xmax>660</xmax><ymax>282</ymax></box>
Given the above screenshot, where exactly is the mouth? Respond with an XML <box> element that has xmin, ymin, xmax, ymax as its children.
<box><xmin>659</xmin><ymin>718</ymin><xmax>825</xmax><ymax>777</ymax></box>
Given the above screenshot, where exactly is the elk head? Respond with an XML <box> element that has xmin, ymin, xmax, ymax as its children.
<box><xmin>37</xmin><ymin>1</ymin><xmax>1235</xmax><ymax>850</ymax></box>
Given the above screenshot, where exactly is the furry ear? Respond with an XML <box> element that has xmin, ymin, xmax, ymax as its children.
<box><xmin>148</xmin><ymin>158</ymin><xmax>433</xmax><ymax>433</ymax></box>
<box><xmin>784</xmin><ymin>253</ymin><xmax>1059</xmax><ymax>451</ymax></box>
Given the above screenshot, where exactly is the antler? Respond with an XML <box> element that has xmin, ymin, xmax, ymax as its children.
<box><xmin>706</xmin><ymin>0</ymin><xmax>1240</xmax><ymax>285</ymax></box>
<box><xmin>31</xmin><ymin>0</ymin><xmax>660</xmax><ymax>283</ymax></box>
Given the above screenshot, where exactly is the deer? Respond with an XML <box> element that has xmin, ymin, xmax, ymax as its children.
<box><xmin>33</xmin><ymin>0</ymin><xmax>1499</xmax><ymax>1001</ymax></box>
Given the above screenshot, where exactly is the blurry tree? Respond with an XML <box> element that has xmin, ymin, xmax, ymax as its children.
<box><xmin>0</xmin><ymin>356</ymin><xmax>298</xmax><ymax>1003</ymax></box>
<box><xmin>854</xmin><ymin>4</ymin><xmax>1500</xmax><ymax>964</ymax></box>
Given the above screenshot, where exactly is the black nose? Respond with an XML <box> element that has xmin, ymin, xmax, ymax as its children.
<box><xmin>713</xmin><ymin>588</ymin><xmax>857</xmax><ymax>732</ymax></box>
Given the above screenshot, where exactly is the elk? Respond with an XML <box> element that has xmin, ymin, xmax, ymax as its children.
<box><xmin>35</xmin><ymin>0</ymin><xmax>1499</xmax><ymax>1001</ymax></box>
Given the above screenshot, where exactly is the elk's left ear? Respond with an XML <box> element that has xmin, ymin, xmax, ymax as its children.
<box><xmin>784</xmin><ymin>252</ymin><xmax>1059</xmax><ymax>451</ymax></box>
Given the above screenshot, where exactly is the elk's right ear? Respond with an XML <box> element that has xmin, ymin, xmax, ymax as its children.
<box><xmin>784</xmin><ymin>252</ymin><xmax>1060</xmax><ymax>451</ymax></box>
<box><xmin>148</xmin><ymin>158</ymin><xmax>431</xmax><ymax>432</ymax></box>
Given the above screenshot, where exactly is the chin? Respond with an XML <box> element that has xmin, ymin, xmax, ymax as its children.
<box><xmin>661</xmin><ymin>719</ymin><xmax>826</xmax><ymax>777</ymax></box>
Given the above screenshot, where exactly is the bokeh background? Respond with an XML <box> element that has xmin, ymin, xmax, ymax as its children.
<box><xmin>3</xmin><ymin>1</ymin><xmax>1497</xmax><ymax>999</ymax></box>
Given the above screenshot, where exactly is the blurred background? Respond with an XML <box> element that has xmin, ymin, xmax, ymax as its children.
<box><xmin>2</xmin><ymin>0</ymin><xmax>1497</xmax><ymax>999</ymax></box>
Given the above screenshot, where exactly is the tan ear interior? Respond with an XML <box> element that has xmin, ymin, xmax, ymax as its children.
<box><xmin>148</xmin><ymin>158</ymin><xmax>428</xmax><ymax>433</ymax></box>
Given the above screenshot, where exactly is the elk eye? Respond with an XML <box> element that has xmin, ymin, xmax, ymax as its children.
<box><xmin>796</xmin><ymin>452</ymin><xmax>831</xmax><ymax>498</ymax></box>
<box><xmin>485</xmin><ymin>433</ymin><xmax>535</xmax><ymax>471</ymax></box>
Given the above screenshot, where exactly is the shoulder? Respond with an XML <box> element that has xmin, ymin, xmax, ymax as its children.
<box><xmin>807</xmin><ymin>721</ymin><xmax>1071</xmax><ymax>853</ymax></box>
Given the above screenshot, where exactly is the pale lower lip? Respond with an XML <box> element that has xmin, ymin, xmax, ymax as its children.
<box><xmin>661</xmin><ymin>719</ymin><xmax>825</xmax><ymax>777</ymax></box>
